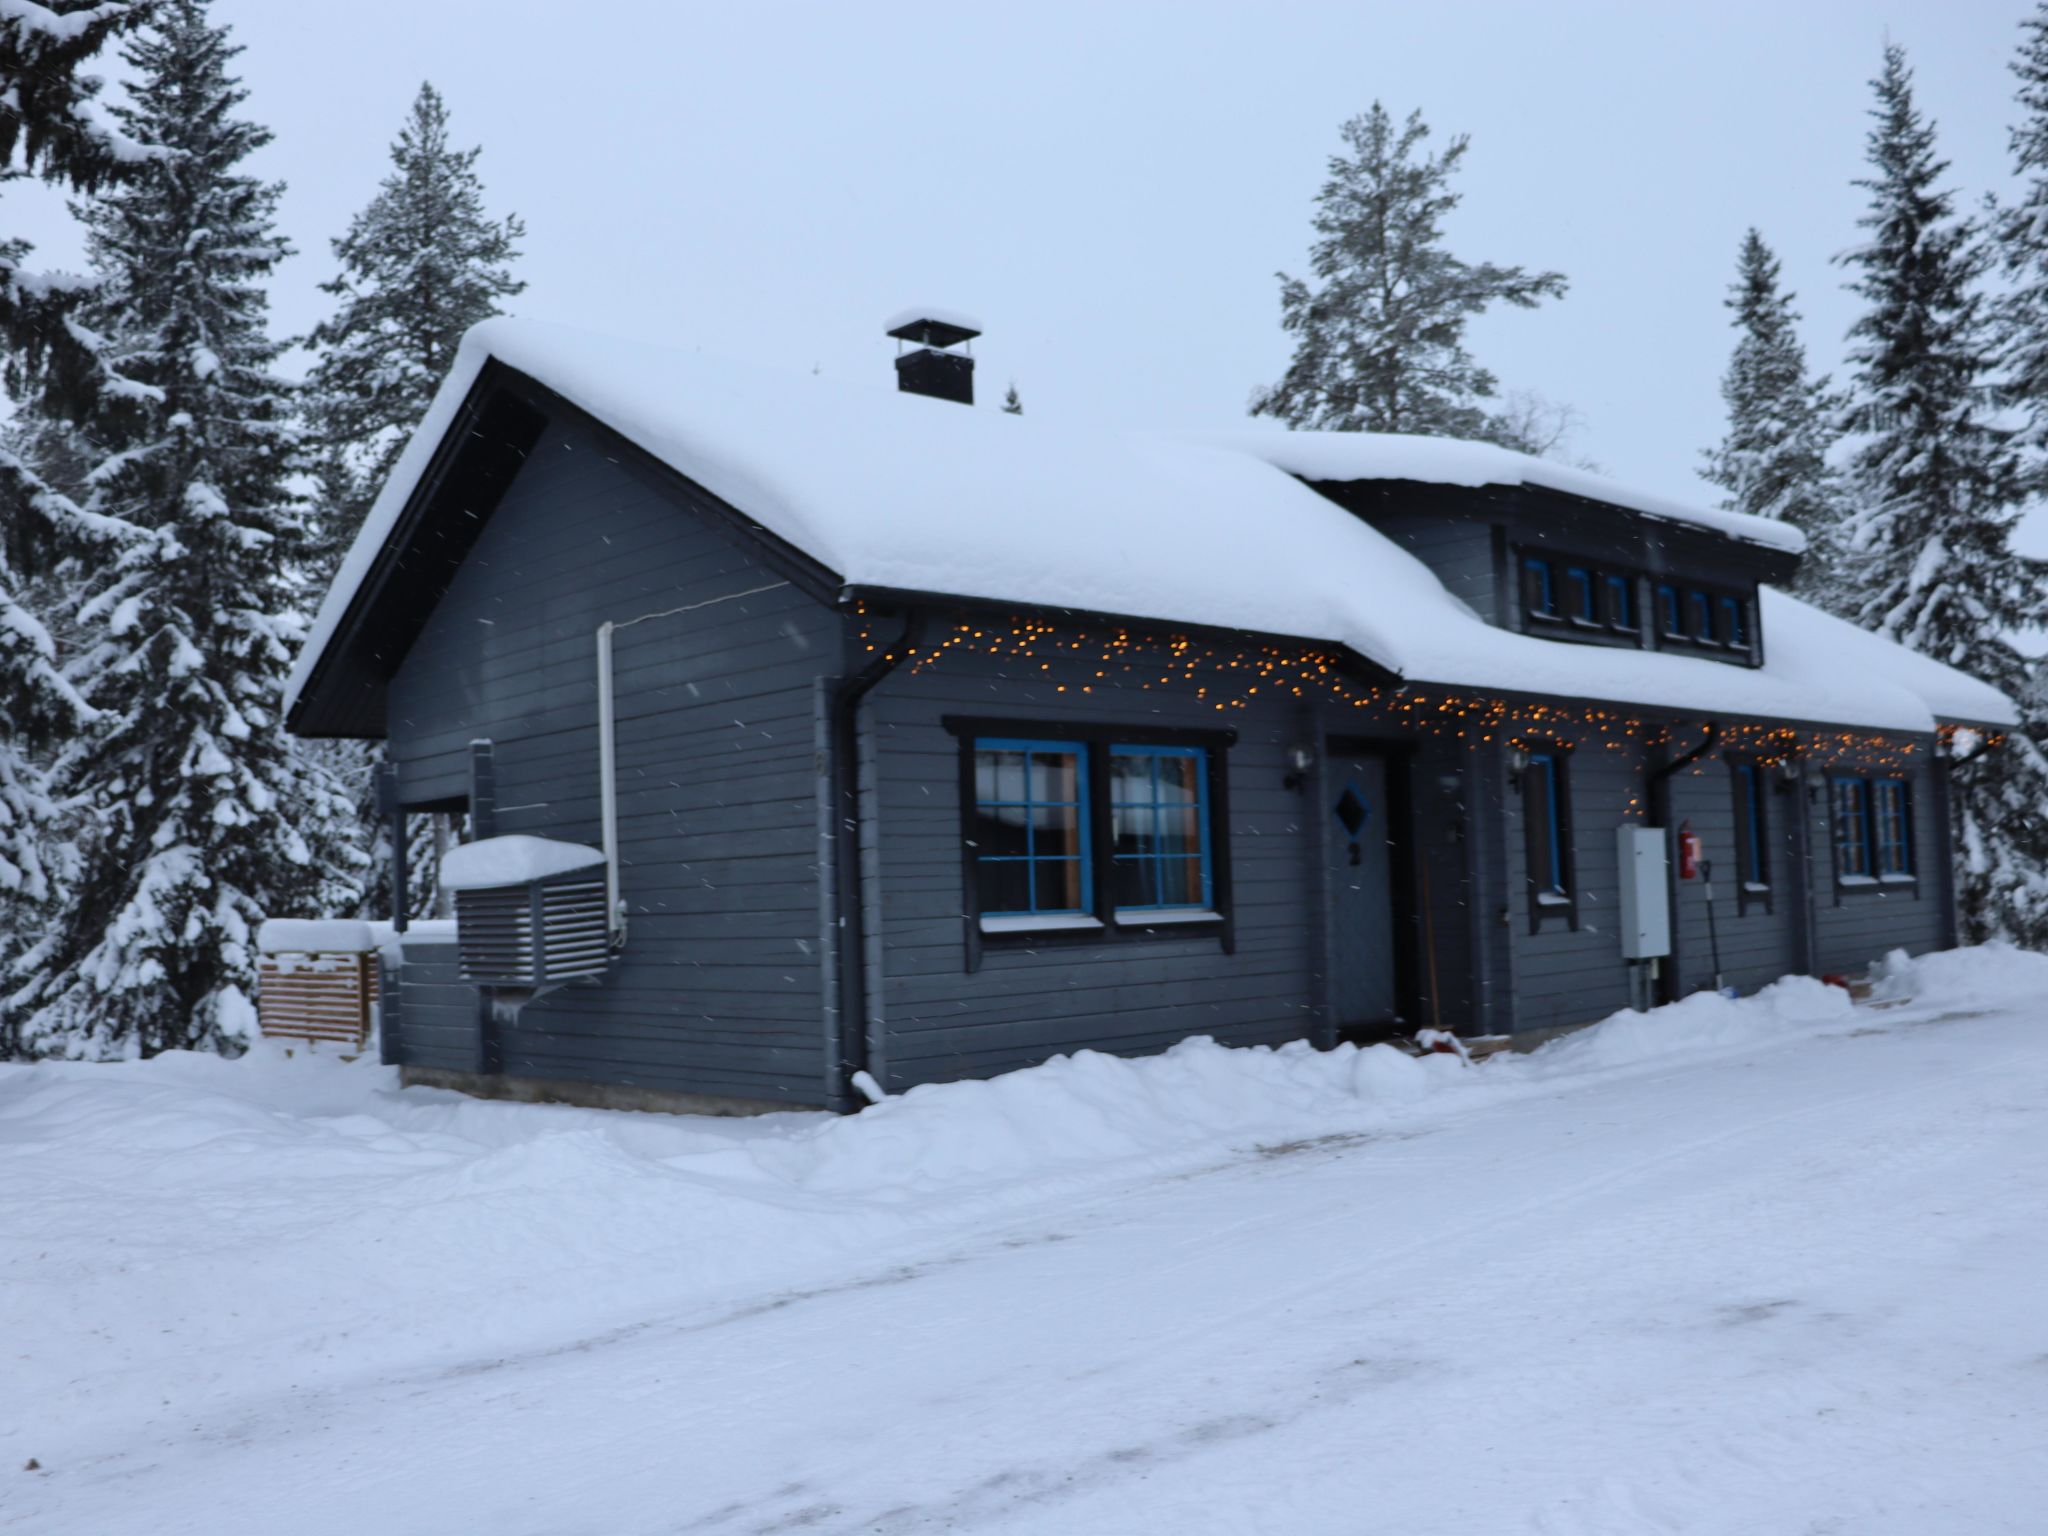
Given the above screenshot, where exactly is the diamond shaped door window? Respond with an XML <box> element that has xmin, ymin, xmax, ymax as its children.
<box><xmin>1334</xmin><ymin>782</ymin><xmax>1370</xmax><ymax>837</ymax></box>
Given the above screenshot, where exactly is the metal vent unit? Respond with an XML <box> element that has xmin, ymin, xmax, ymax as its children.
<box><xmin>440</xmin><ymin>836</ymin><xmax>615</xmax><ymax>996</ymax></box>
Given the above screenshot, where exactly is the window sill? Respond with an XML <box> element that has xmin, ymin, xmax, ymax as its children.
<box><xmin>1837</xmin><ymin>874</ymin><xmax>1877</xmax><ymax>887</ymax></box>
<box><xmin>978</xmin><ymin>913</ymin><xmax>1105</xmax><ymax>935</ymax></box>
<box><xmin>1879</xmin><ymin>873</ymin><xmax>1917</xmax><ymax>886</ymax></box>
<box><xmin>1115</xmin><ymin>908</ymin><xmax>1223</xmax><ymax>926</ymax></box>
<box><xmin>1534</xmin><ymin>890</ymin><xmax>1573</xmax><ymax>907</ymax></box>
<box><xmin>1742</xmin><ymin>881</ymin><xmax>1770</xmax><ymax>894</ymax></box>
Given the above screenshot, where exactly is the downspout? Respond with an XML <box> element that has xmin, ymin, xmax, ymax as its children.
<box><xmin>830</xmin><ymin>608</ymin><xmax>924</xmax><ymax>1110</ymax></box>
<box><xmin>1646</xmin><ymin>722</ymin><xmax>1720</xmax><ymax>1004</ymax></box>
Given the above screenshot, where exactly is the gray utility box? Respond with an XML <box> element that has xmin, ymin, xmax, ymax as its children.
<box><xmin>1616</xmin><ymin>824</ymin><xmax>1672</xmax><ymax>960</ymax></box>
<box><xmin>454</xmin><ymin>867</ymin><xmax>612</xmax><ymax>991</ymax></box>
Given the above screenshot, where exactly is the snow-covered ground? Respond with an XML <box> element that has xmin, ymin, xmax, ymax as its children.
<box><xmin>5</xmin><ymin>949</ymin><xmax>2046</xmax><ymax>1535</ymax></box>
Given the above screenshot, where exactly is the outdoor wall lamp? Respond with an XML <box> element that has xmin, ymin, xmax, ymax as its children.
<box><xmin>1506</xmin><ymin>744</ymin><xmax>1529</xmax><ymax>787</ymax></box>
<box><xmin>1282</xmin><ymin>743</ymin><xmax>1315</xmax><ymax>792</ymax></box>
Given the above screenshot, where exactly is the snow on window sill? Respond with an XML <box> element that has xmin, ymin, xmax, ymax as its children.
<box><xmin>1535</xmin><ymin>890</ymin><xmax>1573</xmax><ymax>907</ymax></box>
<box><xmin>1879</xmin><ymin>872</ymin><xmax>1917</xmax><ymax>885</ymax></box>
<box><xmin>1837</xmin><ymin>874</ymin><xmax>1877</xmax><ymax>887</ymax></box>
<box><xmin>979</xmin><ymin>913</ymin><xmax>1105</xmax><ymax>935</ymax></box>
<box><xmin>1742</xmin><ymin>881</ymin><xmax>1770</xmax><ymax>894</ymax></box>
<box><xmin>1115</xmin><ymin>908</ymin><xmax>1223</xmax><ymax>926</ymax></box>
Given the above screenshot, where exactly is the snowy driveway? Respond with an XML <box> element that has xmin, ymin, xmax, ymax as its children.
<box><xmin>4</xmin><ymin>958</ymin><xmax>2046</xmax><ymax>1534</ymax></box>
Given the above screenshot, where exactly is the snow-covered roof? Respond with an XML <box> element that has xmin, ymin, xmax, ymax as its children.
<box><xmin>286</xmin><ymin>319</ymin><xmax>2016</xmax><ymax>735</ymax></box>
<box><xmin>1184</xmin><ymin>429</ymin><xmax>1806</xmax><ymax>555</ymax></box>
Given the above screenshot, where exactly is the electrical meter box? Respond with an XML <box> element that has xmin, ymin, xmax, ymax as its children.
<box><xmin>1616</xmin><ymin>824</ymin><xmax>1671</xmax><ymax>960</ymax></box>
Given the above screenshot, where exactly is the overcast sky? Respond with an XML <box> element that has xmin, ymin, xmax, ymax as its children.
<box><xmin>9</xmin><ymin>1</ymin><xmax>2033</xmax><ymax>507</ymax></box>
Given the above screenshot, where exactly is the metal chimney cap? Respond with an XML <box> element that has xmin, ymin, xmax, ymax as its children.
<box><xmin>884</xmin><ymin>307</ymin><xmax>982</xmax><ymax>349</ymax></box>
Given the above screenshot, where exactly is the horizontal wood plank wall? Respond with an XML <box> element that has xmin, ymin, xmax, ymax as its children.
<box><xmin>1369</xmin><ymin>511</ymin><xmax>1501</xmax><ymax>625</ymax></box>
<box><xmin>1804</xmin><ymin>749</ymin><xmax>1945</xmax><ymax>975</ymax></box>
<box><xmin>864</xmin><ymin>643</ymin><xmax>1319</xmax><ymax>1091</ymax></box>
<box><xmin>384</xmin><ymin>415</ymin><xmax>840</xmax><ymax>1105</ymax></box>
<box><xmin>1667</xmin><ymin>762</ymin><xmax>1803</xmax><ymax>995</ymax></box>
<box><xmin>380</xmin><ymin>943</ymin><xmax>481</xmax><ymax>1072</ymax></box>
<box><xmin>1502</xmin><ymin>731</ymin><xmax>1643</xmax><ymax>1033</ymax></box>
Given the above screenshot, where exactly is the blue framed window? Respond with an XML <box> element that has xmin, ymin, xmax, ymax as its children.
<box><xmin>1564</xmin><ymin>566</ymin><xmax>1598</xmax><ymax>624</ymax></box>
<box><xmin>1874</xmin><ymin>778</ymin><xmax>1914</xmax><ymax>877</ymax></box>
<box><xmin>1720</xmin><ymin>595</ymin><xmax>1749</xmax><ymax>649</ymax></box>
<box><xmin>1733</xmin><ymin>761</ymin><xmax>1768</xmax><ymax>893</ymax></box>
<box><xmin>1523</xmin><ymin>750</ymin><xmax>1571</xmax><ymax>916</ymax></box>
<box><xmin>1687</xmin><ymin>589</ymin><xmax>1717</xmax><ymax>643</ymax></box>
<box><xmin>1657</xmin><ymin>583</ymin><xmax>1683</xmax><ymax>639</ymax></box>
<box><xmin>971</xmin><ymin>739</ymin><xmax>1091</xmax><ymax>916</ymax></box>
<box><xmin>1523</xmin><ymin>557</ymin><xmax>1557</xmax><ymax>619</ymax></box>
<box><xmin>1109</xmin><ymin>746</ymin><xmax>1213</xmax><ymax>911</ymax></box>
<box><xmin>1607</xmin><ymin>574</ymin><xmax>1637</xmax><ymax>632</ymax></box>
<box><xmin>1831</xmin><ymin>776</ymin><xmax>1872</xmax><ymax>880</ymax></box>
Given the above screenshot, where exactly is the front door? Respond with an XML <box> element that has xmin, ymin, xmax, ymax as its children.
<box><xmin>1329</xmin><ymin>751</ymin><xmax>1398</xmax><ymax>1029</ymax></box>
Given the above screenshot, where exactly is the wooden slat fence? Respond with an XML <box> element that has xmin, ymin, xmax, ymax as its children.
<box><xmin>257</xmin><ymin>951</ymin><xmax>378</xmax><ymax>1047</ymax></box>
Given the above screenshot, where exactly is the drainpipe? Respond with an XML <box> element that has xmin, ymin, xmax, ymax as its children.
<box><xmin>1646</xmin><ymin>722</ymin><xmax>1720</xmax><ymax>1005</ymax></box>
<box><xmin>830</xmin><ymin>608</ymin><xmax>924</xmax><ymax>1110</ymax></box>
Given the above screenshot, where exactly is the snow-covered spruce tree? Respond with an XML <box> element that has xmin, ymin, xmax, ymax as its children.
<box><xmin>1836</xmin><ymin>45</ymin><xmax>2048</xmax><ymax>945</ymax></box>
<box><xmin>0</xmin><ymin>0</ymin><xmax>154</xmax><ymax>1005</ymax></box>
<box><xmin>9</xmin><ymin>0</ymin><xmax>363</xmax><ymax>1059</ymax></box>
<box><xmin>302</xmin><ymin>80</ymin><xmax>523</xmax><ymax>569</ymax></box>
<box><xmin>1701</xmin><ymin>229</ymin><xmax>1848</xmax><ymax>595</ymax></box>
<box><xmin>1253</xmin><ymin>103</ymin><xmax>1568</xmax><ymax>442</ymax></box>
<box><xmin>1995</xmin><ymin>1</ymin><xmax>2048</xmax><ymax>485</ymax></box>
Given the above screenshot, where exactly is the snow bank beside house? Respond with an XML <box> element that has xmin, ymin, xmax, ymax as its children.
<box><xmin>1867</xmin><ymin>938</ymin><xmax>2048</xmax><ymax>1009</ymax></box>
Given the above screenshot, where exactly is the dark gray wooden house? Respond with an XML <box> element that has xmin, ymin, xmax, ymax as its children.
<box><xmin>284</xmin><ymin>316</ymin><xmax>2016</xmax><ymax>1113</ymax></box>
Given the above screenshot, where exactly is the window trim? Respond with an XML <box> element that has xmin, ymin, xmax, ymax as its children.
<box><xmin>1873</xmin><ymin>776</ymin><xmax>1915</xmax><ymax>881</ymax></box>
<box><xmin>1518</xmin><ymin>743</ymin><xmax>1577</xmax><ymax>932</ymax></box>
<box><xmin>1827</xmin><ymin>772</ymin><xmax>1916</xmax><ymax>896</ymax></box>
<box><xmin>1523</xmin><ymin>555</ymin><xmax>1559</xmax><ymax>622</ymax></box>
<box><xmin>968</xmin><ymin>736</ymin><xmax>1094</xmax><ymax>920</ymax></box>
<box><xmin>1729</xmin><ymin>758</ymin><xmax>1771</xmax><ymax>915</ymax></box>
<box><xmin>945</xmin><ymin>717</ymin><xmax>1235</xmax><ymax>967</ymax></box>
<box><xmin>1606</xmin><ymin>573</ymin><xmax>1638</xmax><ymax>634</ymax></box>
<box><xmin>1108</xmin><ymin>743</ymin><xmax>1215</xmax><ymax>916</ymax></box>
<box><xmin>1563</xmin><ymin>565</ymin><xmax>1599</xmax><ymax>627</ymax></box>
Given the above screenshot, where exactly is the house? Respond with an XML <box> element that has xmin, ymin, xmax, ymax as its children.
<box><xmin>283</xmin><ymin>314</ymin><xmax>2017</xmax><ymax>1114</ymax></box>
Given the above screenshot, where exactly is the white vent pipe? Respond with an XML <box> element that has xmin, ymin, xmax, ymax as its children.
<box><xmin>594</xmin><ymin>581</ymin><xmax>792</xmax><ymax>944</ymax></box>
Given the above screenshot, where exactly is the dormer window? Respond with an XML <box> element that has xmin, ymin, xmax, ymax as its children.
<box><xmin>1564</xmin><ymin>566</ymin><xmax>1598</xmax><ymax>625</ymax></box>
<box><xmin>1606</xmin><ymin>575</ymin><xmax>1637</xmax><ymax>633</ymax></box>
<box><xmin>1523</xmin><ymin>557</ymin><xmax>1557</xmax><ymax>619</ymax></box>
<box><xmin>1657</xmin><ymin>583</ymin><xmax>1683</xmax><ymax>640</ymax></box>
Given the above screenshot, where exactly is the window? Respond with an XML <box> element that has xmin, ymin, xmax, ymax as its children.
<box><xmin>958</xmin><ymin>724</ymin><xmax>1229</xmax><ymax>945</ymax></box>
<box><xmin>1522</xmin><ymin>749</ymin><xmax>1572</xmax><ymax>922</ymax></box>
<box><xmin>1830</xmin><ymin>774</ymin><xmax>1916</xmax><ymax>887</ymax></box>
<box><xmin>1524</xmin><ymin>557</ymin><xmax>1557</xmax><ymax>619</ymax></box>
<box><xmin>1564</xmin><ymin>566</ymin><xmax>1598</xmax><ymax>625</ymax></box>
<box><xmin>1687</xmin><ymin>589</ymin><xmax>1717</xmax><ymax>645</ymax></box>
<box><xmin>1657</xmin><ymin>583</ymin><xmax>1683</xmax><ymax>640</ymax></box>
<box><xmin>1109</xmin><ymin>746</ymin><xmax>1212</xmax><ymax>912</ymax></box>
<box><xmin>1732</xmin><ymin>761</ymin><xmax>1768</xmax><ymax>903</ymax></box>
<box><xmin>1607</xmin><ymin>574</ymin><xmax>1637</xmax><ymax>633</ymax></box>
<box><xmin>1830</xmin><ymin>776</ymin><xmax>1872</xmax><ymax>881</ymax></box>
<box><xmin>1720</xmin><ymin>595</ymin><xmax>1750</xmax><ymax>650</ymax></box>
<box><xmin>970</xmin><ymin>739</ymin><xmax>1091</xmax><ymax>918</ymax></box>
<box><xmin>1873</xmin><ymin>778</ymin><xmax>1914</xmax><ymax>878</ymax></box>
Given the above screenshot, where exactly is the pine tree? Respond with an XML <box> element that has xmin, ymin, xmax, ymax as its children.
<box><xmin>0</xmin><ymin>1</ymin><xmax>153</xmax><ymax>971</ymax></box>
<box><xmin>1253</xmin><ymin>103</ymin><xmax>1567</xmax><ymax>441</ymax></box>
<box><xmin>1002</xmin><ymin>383</ymin><xmax>1023</xmax><ymax>415</ymax></box>
<box><xmin>1701</xmin><ymin>229</ymin><xmax>1848</xmax><ymax>592</ymax></box>
<box><xmin>8</xmin><ymin>0</ymin><xmax>363</xmax><ymax>1059</ymax></box>
<box><xmin>1836</xmin><ymin>45</ymin><xmax>2048</xmax><ymax>945</ymax></box>
<box><xmin>303</xmin><ymin>81</ymin><xmax>523</xmax><ymax>568</ymax></box>
<box><xmin>1994</xmin><ymin>1</ymin><xmax>2048</xmax><ymax>483</ymax></box>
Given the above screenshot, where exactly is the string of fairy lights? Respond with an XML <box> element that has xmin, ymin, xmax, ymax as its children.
<box><xmin>855</xmin><ymin>609</ymin><xmax>2002</xmax><ymax>773</ymax></box>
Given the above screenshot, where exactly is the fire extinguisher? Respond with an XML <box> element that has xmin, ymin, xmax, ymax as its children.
<box><xmin>1677</xmin><ymin>821</ymin><xmax>1703</xmax><ymax>881</ymax></box>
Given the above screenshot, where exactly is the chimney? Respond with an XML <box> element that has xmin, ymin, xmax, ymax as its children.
<box><xmin>886</xmin><ymin>309</ymin><xmax>980</xmax><ymax>405</ymax></box>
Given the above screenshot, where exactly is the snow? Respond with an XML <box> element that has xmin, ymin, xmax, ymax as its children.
<box><xmin>882</xmin><ymin>303</ymin><xmax>984</xmax><ymax>335</ymax></box>
<box><xmin>287</xmin><ymin>320</ymin><xmax>2015</xmax><ymax>734</ymax></box>
<box><xmin>3</xmin><ymin>945</ymin><xmax>2046</xmax><ymax>1533</ymax></box>
<box><xmin>438</xmin><ymin>833</ymin><xmax>605</xmax><ymax>891</ymax></box>
<box><xmin>256</xmin><ymin>917</ymin><xmax>376</xmax><ymax>953</ymax></box>
<box><xmin>1186</xmin><ymin>425</ymin><xmax>1808</xmax><ymax>554</ymax></box>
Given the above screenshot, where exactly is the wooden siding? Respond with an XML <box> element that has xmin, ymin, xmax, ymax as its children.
<box><xmin>382</xmin><ymin>415</ymin><xmax>841</xmax><ymax>1105</ymax></box>
<box><xmin>1369</xmin><ymin>510</ymin><xmax>1502</xmax><ymax>625</ymax></box>
<box><xmin>863</xmin><ymin>646</ymin><xmax>1321</xmax><ymax>1090</ymax></box>
<box><xmin>1666</xmin><ymin>761</ymin><xmax>1804</xmax><ymax>996</ymax></box>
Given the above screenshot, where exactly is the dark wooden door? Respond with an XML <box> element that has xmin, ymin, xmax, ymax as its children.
<box><xmin>1329</xmin><ymin>752</ymin><xmax>1397</xmax><ymax>1027</ymax></box>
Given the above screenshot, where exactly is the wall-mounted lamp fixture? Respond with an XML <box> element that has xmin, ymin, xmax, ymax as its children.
<box><xmin>1282</xmin><ymin>743</ymin><xmax>1315</xmax><ymax>793</ymax></box>
<box><xmin>1773</xmin><ymin>756</ymin><xmax>1804</xmax><ymax>788</ymax></box>
<box><xmin>1506</xmin><ymin>744</ymin><xmax>1529</xmax><ymax>788</ymax></box>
